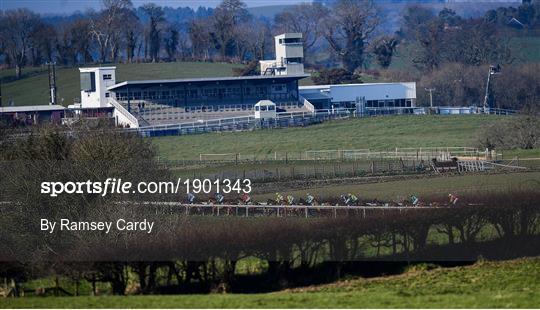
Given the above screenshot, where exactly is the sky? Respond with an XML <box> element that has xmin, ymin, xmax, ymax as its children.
<box><xmin>0</xmin><ymin>0</ymin><xmax>306</xmax><ymax>14</ymax></box>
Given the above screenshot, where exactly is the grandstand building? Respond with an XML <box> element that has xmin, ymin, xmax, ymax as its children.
<box><xmin>76</xmin><ymin>33</ymin><xmax>417</xmax><ymax>128</ymax></box>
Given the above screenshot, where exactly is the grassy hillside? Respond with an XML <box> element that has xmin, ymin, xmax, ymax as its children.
<box><xmin>384</xmin><ymin>36</ymin><xmax>540</xmax><ymax>71</ymax></box>
<box><xmin>2</xmin><ymin>258</ymin><xmax>538</xmax><ymax>308</ymax></box>
<box><xmin>152</xmin><ymin>115</ymin><xmax>503</xmax><ymax>160</ymax></box>
<box><xmin>0</xmin><ymin>62</ymin><xmax>243</xmax><ymax>106</ymax></box>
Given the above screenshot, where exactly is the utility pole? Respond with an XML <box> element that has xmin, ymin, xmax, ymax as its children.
<box><xmin>483</xmin><ymin>64</ymin><xmax>501</xmax><ymax>113</ymax></box>
<box><xmin>425</xmin><ymin>88</ymin><xmax>436</xmax><ymax>108</ymax></box>
<box><xmin>46</xmin><ymin>62</ymin><xmax>57</xmax><ymax>105</ymax></box>
<box><xmin>0</xmin><ymin>77</ymin><xmax>3</xmax><ymax>107</ymax></box>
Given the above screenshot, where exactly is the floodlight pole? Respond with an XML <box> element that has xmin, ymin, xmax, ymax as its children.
<box><xmin>482</xmin><ymin>68</ymin><xmax>491</xmax><ymax>113</ymax></box>
<box><xmin>46</xmin><ymin>62</ymin><xmax>57</xmax><ymax>106</ymax></box>
<box><xmin>483</xmin><ymin>65</ymin><xmax>501</xmax><ymax>114</ymax></box>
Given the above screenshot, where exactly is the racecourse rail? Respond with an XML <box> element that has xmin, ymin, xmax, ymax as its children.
<box><xmin>127</xmin><ymin>107</ymin><xmax>518</xmax><ymax>137</ymax></box>
<box><xmin>143</xmin><ymin>202</ymin><xmax>456</xmax><ymax>218</ymax></box>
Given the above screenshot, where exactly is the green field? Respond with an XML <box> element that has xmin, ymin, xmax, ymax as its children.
<box><xmin>2</xmin><ymin>258</ymin><xmax>538</xmax><ymax>308</ymax></box>
<box><xmin>1</xmin><ymin>62</ymin><xmax>243</xmax><ymax>106</ymax></box>
<box><xmin>153</xmin><ymin>115</ymin><xmax>504</xmax><ymax>160</ymax></box>
<box><xmin>253</xmin><ymin>171</ymin><xmax>540</xmax><ymax>201</ymax></box>
<box><xmin>384</xmin><ymin>36</ymin><xmax>540</xmax><ymax>71</ymax></box>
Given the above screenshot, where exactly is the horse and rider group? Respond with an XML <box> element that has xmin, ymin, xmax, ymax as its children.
<box><xmin>183</xmin><ymin>191</ymin><xmax>461</xmax><ymax>208</ymax></box>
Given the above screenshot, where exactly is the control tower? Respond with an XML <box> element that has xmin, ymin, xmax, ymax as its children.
<box><xmin>260</xmin><ymin>33</ymin><xmax>305</xmax><ymax>76</ymax></box>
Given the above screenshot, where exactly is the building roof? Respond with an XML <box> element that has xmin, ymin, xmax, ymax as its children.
<box><xmin>300</xmin><ymin>92</ymin><xmax>332</xmax><ymax>101</ymax></box>
<box><xmin>0</xmin><ymin>105</ymin><xmax>66</xmax><ymax>113</ymax></box>
<box><xmin>107</xmin><ymin>74</ymin><xmax>310</xmax><ymax>91</ymax></box>
<box><xmin>80</xmin><ymin>66</ymin><xmax>117</xmax><ymax>72</ymax></box>
<box><xmin>255</xmin><ymin>100</ymin><xmax>276</xmax><ymax>106</ymax></box>
<box><xmin>275</xmin><ymin>33</ymin><xmax>302</xmax><ymax>39</ymax></box>
<box><xmin>299</xmin><ymin>82</ymin><xmax>416</xmax><ymax>90</ymax></box>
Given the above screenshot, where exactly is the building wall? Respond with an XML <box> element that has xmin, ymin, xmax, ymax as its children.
<box><xmin>275</xmin><ymin>33</ymin><xmax>304</xmax><ymax>61</ymax></box>
<box><xmin>300</xmin><ymin>83</ymin><xmax>417</xmax><ymax>109</ymax></box>
<box><xmin>80</xmin><ymin>67</ymin><xmax>116</xmax><ymax>108</ymax></box>
<box><xmin>329</xmin><ymin>83</ymin><xmax>416</xmax><ymax>103</ymax></box>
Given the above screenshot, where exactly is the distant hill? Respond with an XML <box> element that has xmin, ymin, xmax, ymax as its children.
<box><xmin>247</xmin><ymin>5</ymin><xmax>292</xmax><ymax>19</ymax></box>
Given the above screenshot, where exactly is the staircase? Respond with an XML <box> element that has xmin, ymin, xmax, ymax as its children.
<box><xmin>109</xmin><ymin>98</ymin><xmax>139</xmax><ymax>128</ymax></box>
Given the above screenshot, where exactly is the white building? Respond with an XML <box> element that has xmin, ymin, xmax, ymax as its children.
<box><xmin>260</xmin><ymin>33</ymin><xmax>304</xmax><ymax>76</ymax></box>
<box><xmin>77</xmin><ymin>66</ymin><xmax>138</xmax><ymax>128</ymax></box>
<box><xmin>254</xmin><ymin>100</ymin><xmax>277</xmax><ymax>120</ymax></box>
<box><xmin>299</xmin><ymin>83</ymin><xmax>417</xmax><ymax>110</ymax></box>
<box><xmin>79</xmin><ymin>67</ymin><xmax>116</xmax><ymax>108</ymax></box>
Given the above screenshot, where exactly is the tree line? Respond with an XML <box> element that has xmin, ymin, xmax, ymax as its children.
<box><xmin>2</xmin><ymin>0</ymin><xmax>537</xmax><ymax>76</ymax></box>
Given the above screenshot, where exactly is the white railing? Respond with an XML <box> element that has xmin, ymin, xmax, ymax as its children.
<box><xmin>109</xmin><ymin>98</ymin><xmax>139</xmax><ymax>128</ymax></box>
<box><xmin>299</xmin><ymin>95</ymin><xmax>316</xmax><ymax>113</ymax></box>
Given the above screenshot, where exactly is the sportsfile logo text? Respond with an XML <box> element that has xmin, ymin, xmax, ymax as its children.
<box><xmin>40</xmin><ymin>178</ymin><xmax>252</xmax><ymax>197</ymax></box>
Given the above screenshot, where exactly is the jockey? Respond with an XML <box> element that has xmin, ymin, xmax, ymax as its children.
<box><xmin>187</xmin><ymin>192</ymin><xmax>196</xmax><ymax>204</ymax></box>
<box><xmin>215</xmin><ymin>192</ymin><xmax>224</xmax><ymax>204</ymax></box>
<box><xmin>286</xmin><ymin>195</ymin><xmax>295</xmax><ymax>205</ymax></box>
<box><xmin>240</xmin><ymin>192</ymin><xmax>251</xmax><ymax>204</ymax></box>
<box><xmin>275</xmin><ymin>193</ymin><xmax>284</xmax><ymax>204</ymax></box>
<box><xmin>349</xmin><ymin>193</ymin><xmax>358</xmax><ymax>205</ymax></box>
<box><xmin>410</xmin><ymin>194</ymin><xmax>419</xmax><ymax>206</ymax></box>
<box><xmin>341</xmin><ymin>194</ymin><xmax>350</xmax><ymax>205</ymax></box>
<box><xmin>448</xmin><ymin>193</ymin><xmax>459</xmax><ymax>205</ymax></box>
<box><xmin>306</xmin><ymin>193</ymin><xmax>315</xmax><ymax>205</ymax></box>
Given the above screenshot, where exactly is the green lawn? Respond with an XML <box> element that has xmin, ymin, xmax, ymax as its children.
<box><xmin>2</xmin><ymin>258</ymin><xmax>538</xmax><ymax>308</ymax></box>
<box><xmin>152</xmin><ymin>115</ymin><xmax>505</xmax><ymax>160</ymax></box>
<box><xmin>253</xmin><ymin>171</ymin><xmax>540</xmax><ymax>201</ymax></box>
<box><xmin>1</xmin><ymin>62</ymin><xmax>243</xmax><ymax>106</ymax></box>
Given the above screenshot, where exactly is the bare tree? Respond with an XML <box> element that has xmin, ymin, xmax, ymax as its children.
<box><xmin>399</xmin><ymin>5</ymin><xmax>436</xmax><ymax>40</ymax></box>
<box><xmin>164</xmin><ymin>25</ymin><xmax>179</xmax><ymax>61</ymax></box>
<box><xmin>371</xmin><ymin>36</ymin><xmax>399</xmax><ymax>69</ymax></box>
<box><xmin>210</xmin><ymin>0</ymin><xmax>251</xmax><ymax>59</ymax></box>
<box><xmin>123</xmin><ymin>10</ymin><xmax>142</xmax><ymax>63</ymax></box>
<box><xmin>323</xmin><ymin>0</ymin><xmax>379</xmax><ymax>72</ymax></box>
<box><xmin>412</xmin><ymin>19</ymin><xmax>445</xmax><ymax>71</ymax></box>
<box><xmin>29</xmin><ymin>22</ymin><xmax>56</xmax><ymax>66</ymax></box>
<box><xmin>442</xmin><ymin>19</ymin><xmax>513</xmax><ymax>67</ymax></box>
<box><xmin>274</xmin><ymin>3</ymin><xmax>329</xmax><ymax>55</ymax></box>
<box><xmin>189</xmin><ymin>19</ymin><xmax>212</xmax><ymax>61</ymax></box>
<box><xmin>0</xmin><ymin>9</ymin><xmax>41</xmax><ymax>78</ymax></box>
<box><xmin>141</xmin><ymin>3</ymin><xmax>165</xmax><ymax>62</ymax></box>
<box><xmin>235</xmin><ymin>19</ymin><xmax>271</xmax><ymax>62</ymax></box>
<box><xmin>89</xmin><ymin>0</ymin><xmax>133</xmax><ymax>63</ymax></box>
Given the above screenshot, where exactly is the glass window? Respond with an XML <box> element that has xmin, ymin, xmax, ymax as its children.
<box><xmin>268</xmin><ymin>105</ymin><xmax>275</xmax><ymax>111</ymax></box>
<box><xmin>255</xmin><ymin>106</ymin><xmax>260</xmax><ymax>111</ymax></box>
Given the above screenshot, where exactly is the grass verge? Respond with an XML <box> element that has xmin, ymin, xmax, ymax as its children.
<box><xmin>2</xmin><ymin>257</ymin><xmax>538</xmax><ymax>308</ymax></box>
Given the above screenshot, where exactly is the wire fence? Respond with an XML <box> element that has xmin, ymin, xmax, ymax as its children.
<box><xmin>194</xmin><ymin>147</ymin><xmax>495</xmax><ymax>163</ymax></box>
<box><xmin>168</xmin><ymin>159</ymin><xmax>431</xmax><ymax>182</ymax></box>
